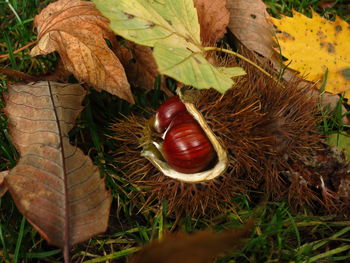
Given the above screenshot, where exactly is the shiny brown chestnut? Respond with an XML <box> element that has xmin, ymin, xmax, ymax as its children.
<box><xmin>162</xmin><ymin>121</ymin><xmax>216</xmax><ymax>174</ymax></box>
<box><xmin>142</xmin><ymin>89</ymin><xmax>228</xmax><ymax>183</ymax></box>
<box><xmin>154</xmin><ymin>96</ymin><xmax>187</xmax><ymax>133</ymax></box>
<box><xmin>166</xmin><ymin>111</ymin><xmax>197</xmax><ymax>130</ymax></box>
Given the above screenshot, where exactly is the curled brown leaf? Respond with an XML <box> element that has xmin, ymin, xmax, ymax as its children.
<box><xmin>30</xmin><ymin>0</ymin><xmax>134</xmax><ymax>103</ymax></box>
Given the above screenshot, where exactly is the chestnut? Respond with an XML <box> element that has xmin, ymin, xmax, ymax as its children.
<box><xmin>166</xmin><ymin>111</ymin><xmax>197</xmax><ymax>130</ymax></box>
<box><xmin>141</xmin><ymin>89</ymin><xmax>228</xmax><ymax>183</ymax></box>
<box><xmin>162</xmin><ymin>122</ymin><xmax>216</xmax><ymax>174</ymax></box>
<box><xmin>154</xmin><ymin>96</ymin><xmax>187</xmax><ymax>133</ymax></box>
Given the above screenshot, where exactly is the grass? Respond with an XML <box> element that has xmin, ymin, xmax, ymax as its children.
<box><xmin>1</xmin><ymin>0</ymin><xmax>350</xmax><ymax>262</ymax></box>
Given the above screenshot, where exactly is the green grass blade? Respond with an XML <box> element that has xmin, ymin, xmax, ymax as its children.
<box><xmin>0</xmin><ymin>223</ymin><xmax>10</xmax><ymax>262</ymax></box>
<box><xmin>13</xmin><ymin>216</ymin><xmax>26</xmax><ymax>263</ymax></box>
<box><xmin>307</xmin><ymin>245</ymin><xmax>350</xmax><ymax>263</ymax></box>
<box><xmin>25</xmin><ymin>249</ymin><xmax>61</xmax><ymax>259</ymax></box>
<box><xmin>82</xmin><ymin>247</ymin><xmax>140</xmax><ymax>263</ymax></box>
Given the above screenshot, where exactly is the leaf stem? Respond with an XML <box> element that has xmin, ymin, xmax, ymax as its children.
<box><xmin>204</xmin><ymin>46</ymin><xmax>281</xmax><ymax>85</ymax></box>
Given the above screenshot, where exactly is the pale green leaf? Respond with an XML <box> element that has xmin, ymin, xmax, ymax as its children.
<box><xmin>93</xmin><ymin>0</ymin><xmax>246</xmax><ymax>93</ymax></box>
<box><xmin>154</xmin><ymin>39</ymin><xmax>234</xmax><ymax>93</ymax></box>
<box><xmin>93</xmin><ymin>0</ymin><xmax>200</xmax><ymax>47</ymax></box>
<box><xmin>217</xmin><ymin>67</ymin><xmax>247</xmax><ymax>78</ymax></box>
<box><xmin>328</xmin><ymin>133</ymin><xmax>350</xmax><ymax>161</ymax></box>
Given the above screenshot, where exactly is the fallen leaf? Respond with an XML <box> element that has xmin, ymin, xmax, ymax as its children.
<box><xmin>227</xmin><ymin>0</ymin><xmax>275</xmax><ymax>59</ymax></box>
<box><xmin>93</xmin><ymin>0</ymin><xmax>246</xmax><ymax>93</ymax></box>
<box><xmin>271</xmin><ymin>10</ymin><xmax>350</xmax><ymax>98</ymax></box>
<box><xmin>0</xmin><ymin>170</ymin><xmax>8</xmax><ymax>198</ymax></box>
<box><xmin>226</xmin><ymin>2</ymin><xmax>349</xmax><ymax>119</ymax></box>
<box><xmin>3</xmin><ymin>82</ymin><xmax>112</xmax><ymax>262</ymax></box>
<box><xmin>30</xmin><ymin>0</ymin><xmax>134</xmax><ymax>103</ymax></box>
<box><xmin>129</xmin><ymin>220</ymin><xmax>254</xmax><ymax>263</ymax></box>
<box><xmin>194</xmin><ymin>0</ymin><xmax>230</xmax><ymax>44</ymax></box>
<box><xmin>115</xmin><ymin>41</ymin><xmax>162</xmax><ymax>91</ymax></box>
<box><xmin>226</xmin><ymin>0</ymin><xmax>308</xmax><ymax>85</ymax></box>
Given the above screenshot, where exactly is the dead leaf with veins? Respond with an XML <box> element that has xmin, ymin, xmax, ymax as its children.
<box><xmin>30</xmin><ymin>0</ymin><xmax>134</xmax><ymax>103</ymax></box>
<box><xmin>3</xmin><ymin>81</ymin><xmax>112</xmax><ymax>262</ymax></box>
<box><xmin>194</xmin><ymin>0</ymin><xmax>230</xmax><ymax>45</ymax></box>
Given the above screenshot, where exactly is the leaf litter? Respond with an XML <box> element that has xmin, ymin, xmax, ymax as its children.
<box><xmin>1</xmin><ymin>0</ymin><xmax>350</xmax><ymax>262</ymax></box>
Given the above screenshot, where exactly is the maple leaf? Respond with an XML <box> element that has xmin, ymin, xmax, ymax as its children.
<box><xmin>3</xmin><ymin>82</ymin><xmax>112</xmax><ymax>263</ymax></box>
<box><xmin>194</xmin><ymin>0</ymin><xmax>230</xmax><ymax>45</ymax></box>
<box><xmin>93</xmin><ymin>0</ymin><xmax>246</xmax><ymax>93</ymax></box>
<box><xmin>271</xmin><ymin>10</ymin><xmax>350</xmax><ymax>98</ymax></box>
<box><xmin>30</xmin><ymin>0</ymin><xmax>134</xmax><ymax>103</ymax></box>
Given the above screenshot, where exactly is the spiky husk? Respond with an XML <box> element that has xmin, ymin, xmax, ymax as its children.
<box><xmin>111</xmin><ymin>57</ymin><xmax>350</xmax><ymax>217</ymax></box>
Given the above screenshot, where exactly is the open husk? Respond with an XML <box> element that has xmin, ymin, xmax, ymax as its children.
<box><xmin>111</xmin><ymin>52</ymin><xmax>350</xmax><ymax>217</ymax></box>
<box><xmin>141</xmin><ymin>89</ymin><xmax>228</xmax><ymax>183</ymax></box>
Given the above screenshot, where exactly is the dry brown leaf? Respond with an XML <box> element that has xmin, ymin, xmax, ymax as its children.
<box><xmin>194</xmin><ymin>0</ymin><xmax>230</xmax><ymax>44</ymax></box>
<box><xmin>115</xmin><ymin>41</ymin><xmax>162</xmax><ymax>91</ymax></box>
<box><xmin>129</xmin><ymin>220</ymin><xmax>254</xmax><ymax>263</ymax></box>
<box><xmin>227</xmin><ymin>0</ymin><xmax>300</xmax><ymax>81</ymax></box>
<box><xmin>30</xmin><ymin>0</ymin><xmax>134</xmax><ymax>103</ymax></box>
<box><xmin>3</xmin><ymin>81</ymin><xmax>112</xmax><ymax>262</ymax></box>
<box><xmin>227</xmin><ymin>0</ymin><xmax>275</xmax><ymax>58</ymax></box>
<box><xmin>0</xmin><ymin>170</ymin><xmax>8</xmax><ymax>198</ymax></box>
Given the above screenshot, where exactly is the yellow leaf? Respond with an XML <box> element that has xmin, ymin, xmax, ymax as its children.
<box><xmin>271</xmin><ymin>10</ymin><xmax>350</xmax><ymax>98</ymax></box>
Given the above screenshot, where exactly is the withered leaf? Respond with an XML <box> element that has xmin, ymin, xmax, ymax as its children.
<box><xmin>227</xmin><ymin>0</ymin><xmax>275</xmax><ymax>59</ymax></box>
<box><xmin>271</xmin><ymin>10</ymin><xmax>350</xmax><ymax>98</ymax></box>
<box><xmin>30</xmin><ymin>0</ymin><xmax>134</xmax><ymax>103</ymax></box>
<box><xmin>194</xmin><ymin>0</ymin><xmax>230</xmax><ymax>45</ymax></box>
<box><xmin>129</xmin><ymin>220</ymin><xmax>254</xmax><ymax>263</ymax></box>
<box><xmin>3</xmin><ymin>82</ymin><xmax>112</xmax><ymax>261</ymax></box>
<box><xmin>115</xmin><ymin>41</ymin><xmax>163</xmax><ymax>91</ymax></box>
<box><xmin>226</xmin><ymin>0</ymin><xmax>349</xmax><ymax>120</ymax></box>
<box><xmin>0</xmin><ymin>170</ymin><xmax>8</xmax><ymax>198</ymax></box>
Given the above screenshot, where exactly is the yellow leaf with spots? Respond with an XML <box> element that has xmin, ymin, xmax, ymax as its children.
<box><xmin>271</xmin><ymin>10</ymin><xmax>350</xmax><ymax>98</ymax></box>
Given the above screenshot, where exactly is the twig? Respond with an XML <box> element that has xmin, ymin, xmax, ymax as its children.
<box><xmin>0</xmin><ymin>68</ymin><xmax>40</xmax><ymax>82</ymax></box>
<box><xmin>0</xmin><ymin>40</ymin><xmax>37</xmax><ymax>59</ymax></box>
<box><xmin>204</xmin><ymin>46</ymin><xmax>283</xmax><ymax>86</ymax></box>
